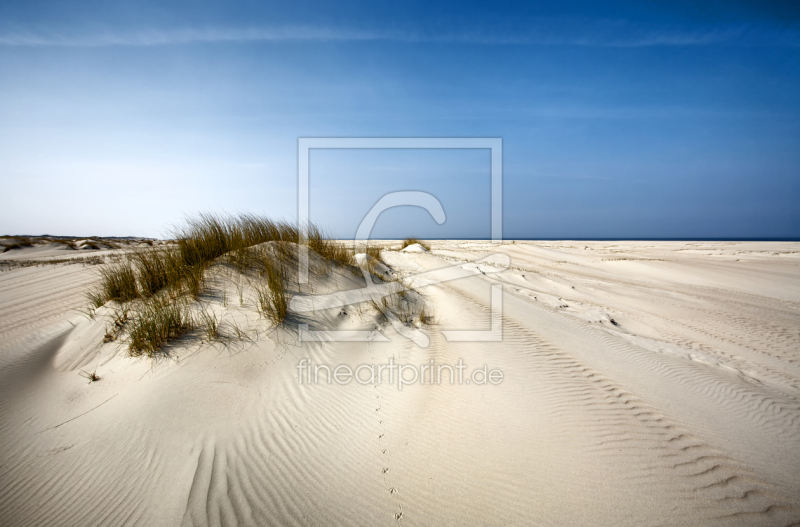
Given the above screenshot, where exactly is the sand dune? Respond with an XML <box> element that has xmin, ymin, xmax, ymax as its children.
<box><xmin>0</xmin><ymin>241</ymin><xmax>798</xmax><ymax>526</ymax></box>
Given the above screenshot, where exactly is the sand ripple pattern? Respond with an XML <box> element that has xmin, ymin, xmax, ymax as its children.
<box><xmin>1</xmin><ymin>241</ymin><xmax>799</xmax><ymax>526</ymax></box>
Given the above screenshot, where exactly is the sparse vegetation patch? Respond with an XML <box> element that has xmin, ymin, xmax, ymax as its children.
<box><xmin>128</xmin><ymin>295</ymin><xmax>194</xmax><ymax>357</ymax></box>
<box><xmin>83</xmin><ymin>214</ymin><xmax>432</xmax><ymax>356</ymax></box>
<box><xmin>401</xmin><ymin>238</ymin><xmax>431</xmax><ymax>251</ymax></box>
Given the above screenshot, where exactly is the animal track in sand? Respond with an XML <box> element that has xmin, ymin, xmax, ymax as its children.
<box><xmin>367</xmin><ymin>340</ymin><xmax>404</xmax><ymax>522</ymax></box>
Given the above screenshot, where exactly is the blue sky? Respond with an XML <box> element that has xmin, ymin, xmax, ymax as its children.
<box><xmin>0</xmin><ymin>0</ymin><xmax>798</xmax><ymax>239</ymax></box>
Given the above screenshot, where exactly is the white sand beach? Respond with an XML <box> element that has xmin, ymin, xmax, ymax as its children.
<box><xmin>1</xmin><ymin>240</ymin><xmax>799</xmax><ymax>526</ymax></box>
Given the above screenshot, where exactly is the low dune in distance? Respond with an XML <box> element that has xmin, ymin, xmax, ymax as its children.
<box><xmin>0</xmin><ymin>240</ymin><xmax>799</xmax><ymax>526</ymax></box>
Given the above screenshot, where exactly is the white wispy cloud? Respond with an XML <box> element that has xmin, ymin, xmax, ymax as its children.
<box><xmin>0</xmin><ymin>21</ymin><xmax>797</xmax><ymax>48</ymax></box>
<box><xmin>0</xmin><ymin>26</ymin><xmax>383</xmax><ymax>47</ymax></box>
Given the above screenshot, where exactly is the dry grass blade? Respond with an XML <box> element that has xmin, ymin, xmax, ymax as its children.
<box><xmin>255</xmin><ymin>259</ymin><xmax>288</xmax><ymax>325</ymax></box>
<box><xmin>128</xmin><ymin>296</ymin><xmax>193</xmax><ymax>357</ymax></box>
<box><xmin>78</xmin><ymin>369</ymin><xmax>100</xmax><ymax>383</ymax></box>
<box><xmin>132</xmin><ymin>247</ymin><xmax>182</xmax><ymax>297</ymax></box>
<box><xmin>417</xmin><ymin>303</ymin><xmax>436</xmax><ymax>325</ymax></box>
<box><xmin>93</xmin><ymin>261</ymin><xmax>139</xmax><ymax>304</ymax></box>
<box><xmin>306</xmin><ymin>224</ymin><xmax>354</xmax><ymax>267</ymax></box>
<box><xmin>198</xmin><ymin>308</ymin><xmax>219</xmax><ymax>341</ymax></box>
<box><xmin>183</xmin><ymin>262</ymin><xmax>206</xmax><ymax>299</ymax></box>
<box><xmin>365</xmin><ymin>244</ymin><xmax>383</xmax><ymax>262</ymax></box>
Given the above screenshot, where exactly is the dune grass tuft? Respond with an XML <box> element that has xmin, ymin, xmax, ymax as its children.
<box><xmin>183</xmin><ymin>262</ymin><xmax>206</xmax><ymax>300</ymax></box>
<box><xmin>79</xmin><ymin>369</ymin><xmax>100</xmax><ymax>383</ymax></box>
<box><xmin>90</xmin><ymin>214</ymin><xmax>360</xmax><ymax>309</ymax></box>
<box><xmin>86</xmin><ymin>213</ymin><xmax>377</xmax><ymax>355</ymax></box>
<box><xmin>306</xmin><ymin>224</ymin><xmax>354</xmax><ymax>267</ymax></box>
<box><xmin>131</xmin><ymin>247</ymin><xmax>182</xmax><ymax>297</ymax></box>
<box><xmin>198</xmin><ymin>308</ymin><xmax>219</xmax><ymax>341</ymax></box>
<box><xmin>1</xmin><ymin>238</ymin><xmax>34</xmax><ymax>252</ymax></box>
<box><xmin>365</xmin><ymin>244</ymin><xmax>383</xmax><ymax>262</ymax></box>
<box><xmin>128</xmin><ymin>296</ymin><xmax>193</xmax><ymax>357</ymax></box>
<box><xmin>401</xmin><ymin>238</ymin><xmax>431</xmax><ymax>251</ymax></box>
<box><xmin>417</xmin><ymin>303</ymin><xmax>436</xmax><ymax>325</ymax></box>
<box><xmin>93</xmin><ymin>261</ymin><xmax>139</xmax><ymax>304</ymax></box>
<box><xmin>255</xmin><ymin>259</ymin><xmax>288</xmax><ymax>325</ymax></box>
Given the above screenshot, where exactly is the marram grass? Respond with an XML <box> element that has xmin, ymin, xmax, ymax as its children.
<box><xmin>401</xmin><ymin>238</ymin><xmax>431</xmax><ymax>251</ymax></box>
<box><xmin>87</xmin><ymin>213</ymin><xmax>356</xmax><ymax>355</ymax></box>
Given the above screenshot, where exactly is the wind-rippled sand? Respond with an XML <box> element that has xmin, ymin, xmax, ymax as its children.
<box><xmin>1</xmin><ymin>241</ymin><xmax>798</xmax><ymax>526</ymax></box>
